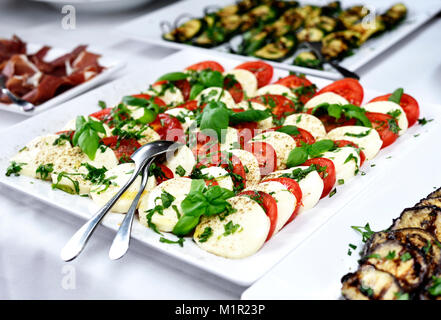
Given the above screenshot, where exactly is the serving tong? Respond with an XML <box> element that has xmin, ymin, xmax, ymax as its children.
<box><xmin>60</xmin><ymin>140</ymin><xmax>181</xmax><ymax>262</ymax></box>
<box><xmin>0</xmin><ymin>74</ymin><xmax>35</xmax><ymax>112</ymax></box>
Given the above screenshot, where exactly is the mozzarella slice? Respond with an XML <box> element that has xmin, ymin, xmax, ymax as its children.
<box><xmin>327</xmin><ymin>126</ymin><xmax>382</xmax><ymax>160</ymax></box>
<box><xmin>200</xmin><ymin>166</ymin><xmax>234</xmax><ymax>191</ymax></box>
<box><xmin>230</xmin><ymin>149</ymin><xmax>261</xmax><ymax>188</ymax></box>
<box><xmin>62</xmin><ymin>116</ymin><xmax>112</xmax><ymax>137</ymax></box>
<box><xmin>255</xmin><ymin>84</ymin><xmax>295</xmax><ymax>100</ymax></box>
<box><xmin>253</xmin><ymin>180</ymin><xmax>296</xmax><ymax>233</ymax></box>
<box><xmin>284</xmin><ymin>113</ymin><xmax>327</xmax><ymax>140</ymax></box>
<box><xmin>163</xmin><ymin>145</ymin><xmax>196</xmax><ymax>177</ymax></box>
<box><xmin>304</xmin><ymin>92</ymin><xmax>349</xmax><ymax>110</ymax></box>
<box><xmin>138</xmin><ymin>177</ymin><xmax>192</xmax><ymax>232</ymax></box>
<box><xmin>252</xmin><ymin>131</ymin><xmax>296</xmax><ymax>170</ymax></box>
<box><xmin>236</xmin><ymin>101</ymin><xmax>273</xmax><ymax>129</ymax></box>
<box><xmin>193</xmin><ymin>196</ymin><xmax>270</xmax><ymax>259</ymax></box>
<box><xmin>146</xmin><ymin>83</ymin><xmax>184</xmax><ymax>107</ymax></box>
<box><xmin>263</xmin><ymin>166</ymin><xmax>323</xmax><ymax>213</ymax></box>
<box><xmin>322</xmin><ymin>146</ymin><xmax>360</xmax><ymax>182</ymax></box>
<box><xmin>164</xmin><ymin>107</ymin><xmax>195</xmax><ymax>132</ymax></box>
<box><xmin>224</xmin><ymin>69</ymin><xmax>258</xmax><ymax>98</ymax></box>
<box><xmin>196</xmin><ymin>87</ymin><xmax>235</xmax><ymax>109</ymax></box>
<box><xmin>90</xmin><ymin>163</ymin><xmax>157</xmax><ymax>213</ymax></box>
<box><xmin>118</xmin><ymin>122</ymin><xmax>160</xmax><ymax>146</ymax></box>
<box><xmin>363</xmin><ymin>101</ymin><xmax>408</xmax><ymax>135</ymax></box>
<box><xmin>220</xmin><ymin>127</ymin><xmax>239</xmax><ymax>151</ymax></box>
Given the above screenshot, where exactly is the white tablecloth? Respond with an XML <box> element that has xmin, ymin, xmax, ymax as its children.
<box><xmin>0</xmin><ymin>0</ymin><xmax>440</xmax><ymax>299</ymax></box>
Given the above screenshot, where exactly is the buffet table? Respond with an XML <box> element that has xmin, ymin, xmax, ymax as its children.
<box><xmin>1</xmin><ymin>0</ymin><xmax>440</xmax><ymax>299</ymax></box>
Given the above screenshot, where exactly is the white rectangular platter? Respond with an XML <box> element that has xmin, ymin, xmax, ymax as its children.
<box><xmin>241</xmin><ymin>108</ymin><xmax>441</xmax><ymax>299</ymax></box>
<box><xmin>116</xmin><ymin>0</ymin><xmax>441</xmax><ymax>80</ymax></box>
<box><xmin>0</xmin><ymin>43</ymin><xmax>125</xmax><ymax>116</ymax></box>
<box><xmin>0</xmin><ymin>49</ymin><xmax>437</xmax><ymax>286</ymax></box>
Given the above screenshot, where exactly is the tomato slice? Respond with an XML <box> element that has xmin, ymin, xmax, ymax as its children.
<box><xmin>131</xmin><ymin>94</ymin><xmax>167</xmax><ymax>107</ymax></box>
<box><xmin>89</xmin><ymin>108</ymin><xmax>112</xmax><ymax>123</ymax></box>
<box><xmin>150</xmin><ymin>163</ymin><xmax>174</xmax><ymax>184</ymax></box>
<box><xmin>250</xmin><ymin>94</ymin><xmax>297</xmax><ymax>119</ymax></box>
<box><xmin>369</xmin><ymin>93</ymin><xmax>420</xmax><ymax>127</ymax></box>
<box><xmin>268</xmin><ymin>126</ymin><xmax>315</xmax><ymax>147</ymax></box>
<box><xmin>334</xmin><ymin>139</ymin><xmax>366</xmax><ymax>167</ymax></box>
<box><xmin>55</xmin><ymin>130</ymin><xmax>74</xmax><ymax>142</ymax></box>
<box><xmin>243</xmin><ymin>141</ymin><xmax>277</xmax><ymax>177</ymax></box>
<box><xmin>231</xmin><ymin>108</ymin><xmax>258</xmax><ymax>141</ymax></box>
<box><xmin>275</xmin><ymin>74</ymin><xmax>316</xmax><ymax>105</ymax></box>
<box><xmin>176</xmin><ymin>100</ymin><xmax>201</xmax><ymax>112</ymax></box>
<box><xmin>150</xmin><ymin>113</ymin><xmax>184</xmax><ymax>142</ymax></box>
<box><xmin>365</xmin><ymin>112</ymin><xmax>399</xmax><ymax>148</ymax></box>
<box><xmin>264</xmin><ymin>177</ymin><xmax>302</xmax><ymax>225</ymax></box>
<box><xmin>185</xmin><ymin>60</ymin><xmax>225</xmax><ymax>72</ymax></box>
<box><xmin>238</xmin><ymin>190</ymin><xmax>278</xmax><ymax>241</ymax></box>
<box><xmin>235</xmin><ymin>61</ymin><xmax>273</xmax><ymax>88</ymax></box>
<box><xmin>309</xmin><ymin>110</ymin><xmax>357</xmax><ymax>133</ymax></box>
<box><xmin>302</xmin><ymin>158</ymin><xmax>336</xmax><ymax>199</ymax></box>
<box><xmin>101</xmin><ymin>136</ymin><xmax>141</xmax><ymax>163</ymax></box>
<box><xmin>224</xmin><ymin>76</ymin><xmax>244</xmax><ymax>103</ymax></box>
<box><xmin>173</xmin><ymin>79</ymin><xmax>191</xmax><ymax>101</ymax></box>
<box><xmin>316</xmin><ymin>78</ymin><xmax>364</xmax><ymax>106</ymax></box>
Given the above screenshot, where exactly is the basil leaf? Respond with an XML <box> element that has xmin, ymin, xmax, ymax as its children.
<box><xmin>287</xmin><ymin>147</ymin><xmax>309</xmax><ymax>168</ymax></box>
<box><xmin>199</xmin><ymin>101</ymin><xmax>229</xmax><ymax>142</ymax></box>
<box><xmin>189</xmin><ymin>83</ymin><xmax>205</xmax><ymax>100</ymax></box>
<box><xmin>88</xmin><ymin>118</ymin><xmax>106</xmax><ymax>134</ymax></box>
<box><xmin>198</xmin><ymin>69</ymin><xmax>224</xmax><ymax>88</ymax></box>
<box><xmin>388</xmin><ymin>88</ymin><xmax>403</xmax><ymax>104</ymax></box>
<box><xmin>172</xmin><ymin>215</ymin><xmax>201</xmax><ymax>236</ymax></box>
<box><xmin>156</xmin><ymin>72</ymin><xmax>188</xmax><ymax>82</ymax></box>
<box><xmin>137</xmin><ymin>108</ymin><xmax>157</xmax><ymax>124</ymax></box>
<box><xmin>308</xmin><ymin>139</ymin><xmax>334</xmax><ymax>157</ymax></box>
<box><xmin>276</xmin><ymin>125</ymin><xmax>300</xmax><ymax>136</ymax></box>
<box><xmin>228</xmin><ymin>109</ymin><xmax>271</xmax><ymax>125</ymax></box>
<box><xmin>77</xmin><ymin>128</ymin><xmax>100</xmax><ymax>160</ymax></box>
<box><xmin>328</xmin><ymin>104</ymin><xmax>343</xmax><ymax>119</ymax></box>
<box><xmin>122</xmin><ymin>96</ymin><xmax>149</xmax><ymax>107</ymax></box>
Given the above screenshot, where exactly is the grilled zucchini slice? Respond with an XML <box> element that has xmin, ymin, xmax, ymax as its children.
<box><xmin>342</xmin><ymin>264</ymin><xmax>405</xmax><ymax>300</ymax></box>
<box><xmin>293</xmin><ymin>51</ymin><xmax>323</xmax><ymax>70</ymax></box>
<box><xmin>321</xmin><ymin>30</ymin><xmax>361</xmax><ymax>60</ymax></box>
<box><xmin>321</xmin><ymin>1</ymin><xmax>342</xmax><ymax>17</ymax></box>
<box><xmin>339</xmin><ymin>5</ymin><xmax>369</xmax><ymax>29</ymax></box>
<box><xmin>305</xmin><ymin>16</ymin><xmax>338</xmax><ymax>34</ymax></box>
<box><xmin>381</xmin><ymin>3</ymin><xmax>407</xmax><ymax>29</ymax></box>
<box><xmin>253</xmin><ymin>34</ymin><xmax>297</xmax><ymax>61</ymax></box>
<box><xmin>163</xmin><ymin>18</ymin><xmax>204</xmax><ymax>43</ymax></box>
<box><xmin>351</xmin><ymin>17</ymin><xmax>386</xmax><ymax>44</ymax></box>
<box><xmin>391</xmin><ymin>206</ymin><xmax>441</xmax><ymax>242</ymax></box>
<box><xmin>362</xmin><ymin>240</ymin><xmax>428</xmax><ymax>291</ymax></box>
<box><xmin>297</xmin><ymin>27</ymin><xmax>325</xmax><ymax>42</ymax></box>
<box><xmin>240</xmin><ymin>4</ymin><xmax>278</xmax><ymax>32</ymax></box>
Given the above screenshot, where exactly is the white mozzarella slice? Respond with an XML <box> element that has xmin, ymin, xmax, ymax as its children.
<box><xmin>164</xmin><ymin>107</ymin><xmax>195</xmax><ymax>132</ymax></box>
<box><xmin>236</xmin><ymin>101</ymin><xmax>273</xmax><ymax>129</ymax></box>
<box><xmin>200</xmin><ymin>166</ymin><xmax>234</xmax><ymax>191</ymax></box>
<box><xmin>146</xmin><ymin>83</ymin><xmax>184</xmax><ymax>107</ymax></box>
<box><xmin>255</xmin><ymin>84</ymin><xmax>295</xmax><ymax>100</ymax></box>
<box><xmin>263</xmin><ymin>166</ymin><xmax>323</xmax><ymax>213</ymax></box>
<box><xmin>252</xmin><ymin>131</ymin><xmax>296</xmax><ymax>170</ymax></box>
<box><xmin>230</xmin><ymin>149</ymin><xmax>261</xmax><ymax>188</ymax></box>
<box><xmin>163</xmin><ymin>145</ymin><xmax>196</xmax><ymax>177</ymax></box>
<box><xmin>327</xmin><ymin>125</ymin><xmax>382</xmax><ymax>160</ymax></box>
<box><xmin>322</xmin><ymin>146</ymin><xmax>360</xmax><ymax>182</ymax></box>
<box><xmin>284</xmin><ymin>113</ymin><xmax>327</xmax><ymax>140</ymax></box>
<box><xmin>90</xmin><ymin>163</ymin><xmax>157</xmax><ymax>213</ymax></box>
<box><xmin>118</xmin><ymin>123</ymin><xmax>160</xmax><ymax>146</ymax></box>
<box><xmin>253</xmin><ymin>181</ymin><xmax>296</xmax><ymax>233</ymax></box>
<box><xmin>304</xmin><ymin>92</ymin><xmax>349</xmax><ymax>110</ymax></box>
<box><xmin>62</xmin><ymin>116</ymin><xmax>112</xmax><ymax>137</ymax></box>
<box><xmin>363</xmin><ymin>101</ymin><xmax>408</xmax><ymax>135</ymax></box>
<box><xmin>138</xmin><ymin>177</ymin><xmax>192</xmax><ymax>232</ymax></box>
<box><xmin>193</xmin><ymin>196</ymin><xmax>270</xmax><ymax>259</ymax></box>
<box><xmin>196</xmin><ymin>87</ymin><xmax>235</xmax><ymax>109</ymax></box>
<box><xmin>220</xmin><ymin>127</ymin><xmax>239</xmax><ymax>151</ymax></box>
<box><xmin>224</xmin><ymin>69</ymin><xmax>258</xmax><ymax>98</ymax></box>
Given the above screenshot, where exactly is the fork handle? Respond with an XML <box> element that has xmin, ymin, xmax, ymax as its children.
<box><xmin>328</xmin><ymin>61</ymin><xmax>360</xmax><ymax>80</ymax></box>
<box><xmin>60</xmin><ymin>162</ymin><xmax>144</xmax><ymax>261</ymax></box>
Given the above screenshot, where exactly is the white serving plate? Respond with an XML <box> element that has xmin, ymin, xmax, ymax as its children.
<box><xmin>0</xmin><ymin>43</ymin><xmax>125</xmax><ymax>116</ymax></box>
<box><xmin>241</xmin><ymin>108</ymin><xmax>441</xmax><ymax>299</ymax></box>
<box><xmin>30</xmin><ymin>0</ymin><xmax>154</xmax><ymax>12</ymax></box>
<box><xmin>116</xmin><ymin>0</ymin><xmax>441</xmax><ymax>80</ymax></box>
<box><xmin>0</xmin><ymin>49</ymin><xmax>436</xmax><ymax>286</ymax></box>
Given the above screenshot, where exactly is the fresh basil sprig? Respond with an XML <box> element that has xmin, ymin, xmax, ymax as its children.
<box><xmin>388</xmin><ymin>88</ymin><xmax>403</xmax><ymax>104</ymax></box>
<box><xmin>156</xmin><ymin>72</ymin><xmax>188</xmax><ymax>82</ymax></box>
<box><xmin>72</xmin><ymin>116</ymin><xmax>106</xmax><ymax>160</ymax></box>
<box><xmin>312</xmin><ymin>103</ymin><xmax>372</xmax><ymax>128</ymax></box>
<box><xmin>276</xmin><ymin>125</ymin><xmax>300</xmax><ymax>136</ymax></box>
<box><xmin>172</xmin><ymin>180</ymin><xmax>235</xmax><ymax>236</ymax></box>
<box><xmin>228</xmin><ymin>109</ymin><xmax>271</xmax><ymax>125</ymax></box>
<box><xmin>287</xmin><ymin>139</ymin><xmax>335</xmax><ymax>167</ymax></box>
<box><xmin>122</xmin><ymin>95</ymin><xmax>160</xmax><ymax>124</ymax></box>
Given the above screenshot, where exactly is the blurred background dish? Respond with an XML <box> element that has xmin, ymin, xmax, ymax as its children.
<box><xmin>30</xmin><ymin>0</ymin><xmax>155</xmax><ymax>13</ymax></box>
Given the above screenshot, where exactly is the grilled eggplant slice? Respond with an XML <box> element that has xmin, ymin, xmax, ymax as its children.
<box><xmin>418</xmin><ymin>197</ymin><xmax>441</xmax><ymax>208</ymax></box>
<box><xmin>362</xmin><ymin>240</ymin><xmax>428</xmax><ymax>291</ymax></box>
<box><xmin>342</xmin><ymin>264</ymin><xmax>405</xmax><ymax>300</ymax></box>
<box><xmin>426</xmin><ymin>187</ymin><xmax>441</xmax><ymax>200</ymax></box>
<box><xmin>163</xmin><ymin>18</ymin><xmax>204</xmax><ymax>43</ymax></box>
<box><xmin>391</xmin><ymin>206</ymin><xmax>441</xmax><ymax>242</ymax></box>
<box><xmin>293</xmin><ymin>51</ymin><xmax>323</xmax><ymax>70</ymax></box>
<box><xmin>253</xmin><ymin>34</ymin><xmax>297</xmax><ymax>61</ymax></box>
<box><xmin>420</xmin><ymin>270</ymin><xmax>441</xmax><ymax>300</ymax></box>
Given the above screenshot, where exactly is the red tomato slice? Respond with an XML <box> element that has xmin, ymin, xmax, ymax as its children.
<box><xmin>275</xmin><ymin>74</ymin><xmax>316</xmax><ymax>104</ymax></box>
<box><xmin>316</xmin><ymin>78</ymin><xmax>364</xmax><ymax>106</ymax></box>
<box><xmin>268</xmin><ymin>126</ymin><xmax>316</xmax><ymax>147</ymax></box>
<box><xmin>308</xmin><ymin>110</ymin><xmax>357</xmax><ymax>133</ymax></box>
<box><xmin>238</xmin><ymin>190</ymin><xmax>278</xmax><ymax>241</ymax></box>
<box><xmin>185</xmin><ymin>60</ymin><xmax>225</xmax><ymax>72</ymax></box>
<box><xmin>177</xmin><ymin>100</ymin><xmax>201</xmax><ymax>112</ymax></box>
<box><xmin>101</xmin><ymin>136</ymin><xmax>141</xmax><ymax>163</ymax></box>
<box><xmin>151</xmin><ymin>163</ymin><xmax>174</xmax><ymax>184</ymax></box>
<box><xmin>250</xmin><ymin>94</ymin><xmax>297</xmax><ymax>119</ymax></box>
<box><xmin>264</xmin><ymin>177</ymin><xmax>302</xmax><ymax>225</ymax></box>
<box><xmin>173</xmin><ymin>79</ymin><xmax>191</xmax><ymax>101</ymax></box>
<box><xmin>235</xmin><ymin>61</ymin><xmax>273</xmax><ymax>88</ymax></box>
<box><xmin>150</xmin><ymin>113</ymin><xmax>184</xmax><ymax>142</ymax></box>
<box><xmin>334</xmin><ymin>139</ymin><xmax>366</xmax><ymax>167</ymax></box>
<box><xmin>369</xmin><ymin>93</ymin><xmax>420</xmax><ymax>127</ymax></box>
<box><xmin>131</xmin><ymin>94</ymin><xmax>167</xmax><ymax>107</ymax></box>
<box><xmin>224</xmin><ymin>76</ymin><xmax>244</xmax><ymax>103</ymax></box>
<box><xmin>55</xmin><ymin>130</ymin><xmax>74</xmax><ymax>142</ymax></box>
<box><xmin>365</xmin><ymin>112</ymin><xmax>399</xmax><ymax>148</ymax></box>
<box><xmin>302</xmin><ymin>158</ymin><xmax>336</xmax><ymax>199</ymax></box>
<box><xmin>89</xmin><ymin>108</ymin><xmax>112</xmax><ymax>123</ymax></box>
<box><xmin>244</xmin><ymin>141</ymin><xmax>277</xmax><ymax>177</ymax></box>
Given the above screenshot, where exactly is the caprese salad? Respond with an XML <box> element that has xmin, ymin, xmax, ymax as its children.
<box><xmin>5</xmin><ymin>59</ymin><xmax>421</xmax><ymax>259</ymax></box>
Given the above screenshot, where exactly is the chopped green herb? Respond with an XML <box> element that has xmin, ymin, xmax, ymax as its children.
<box><xmin>400</xmin><ymin>252</ymin><xmax>412</xmax><ymax>262</ymax></box>
<box><xmin>329</xmin><ymin>188</ymin><xmax>337</xmax><ymax>197</ymax></box>
<box><xmin>418</xmin><ymin>118</ymin><xmax>433</xmax><ymax>126</ymax></box>
<box><xmin>351</xmin><ymin>223</ymin><xmax>375</xmax><ymax>242</ymax></box>
<box><xmin>6</xmin><ymin>161</ymin><xmax>26</xmax><ymax>177</ymax></box>
<box><xmin>223</xmin><ymin>221</ymin><xmax>241</xmax><ymax>236</ymax></box>
<box><xmin>159</xmin><ymin>236</ymin><xmax>185</xmax><ymax>247</ymax></box>
<box><xmin>198</xmin><ymin>227</ymin><xmax>213</xmax><ymax>243</ymax></box>
<box><xmin>36</xmin><ymin>163</ymin><xmax>54</xmax><ymax>180</ymax></box>
<box><xmin>175</xmin><ymin>165</ymin><xmax>186</xmax><ymax>177</ymax></box>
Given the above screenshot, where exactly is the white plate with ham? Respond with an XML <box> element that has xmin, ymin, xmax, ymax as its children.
<box><xmin>0</xmin><ymin>36</ymin><xmax>125</xmax><ymax>116</ymax></box>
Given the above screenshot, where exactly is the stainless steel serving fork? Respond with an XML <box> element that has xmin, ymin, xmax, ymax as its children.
<box><xmin>0</xmin><ymin>74</ymin><xmax>35</xmax><ymax>112</ymax></box>
<box><xmin>60</xmin><ymin>140</ymin><xmax>181</xmax><ymax>262</ymax></box>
